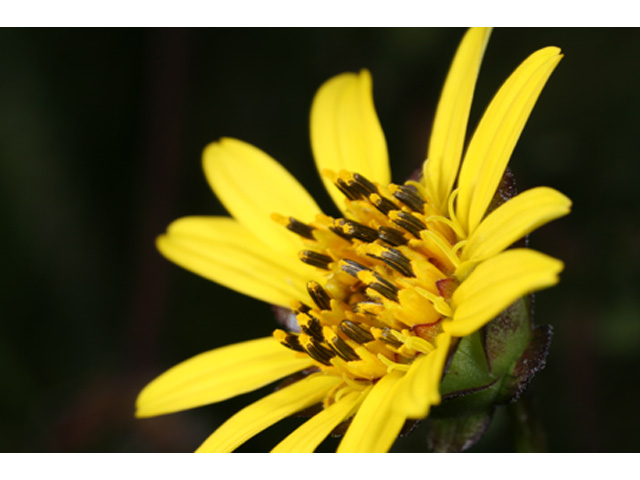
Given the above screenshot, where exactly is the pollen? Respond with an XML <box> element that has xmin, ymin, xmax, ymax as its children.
<box><xmin>273</xmin><ymin>170</ymin><xmax>461</xmax><ymax>395</ymax></box>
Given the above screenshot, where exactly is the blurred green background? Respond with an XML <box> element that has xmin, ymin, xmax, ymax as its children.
<box><xmin>1</xmin><ymin>28</ymin><xmax>638</xmax><ymax>452</ymax></box>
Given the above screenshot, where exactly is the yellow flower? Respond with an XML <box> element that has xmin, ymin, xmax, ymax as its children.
<box><xmin>136</xmin><ymin>28</ymin><xmax>571</xmax><ymax>453</ymax></box>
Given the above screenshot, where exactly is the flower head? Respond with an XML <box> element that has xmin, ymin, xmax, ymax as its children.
<box><xmin>136</xmin><ymin>28</ymin><xmax>571</xmax><ymax>453</ymax></box>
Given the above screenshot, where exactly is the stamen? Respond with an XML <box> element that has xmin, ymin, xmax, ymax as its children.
<box><xmin>300</xmin><ymin>333</ymin><xmax>335</xmax><ymax>366</ymax></box>
<box><xmin>369</xmin><ymin>193</ymin><xmax>399</xmax><ymax>216</ymax></box>
<box><xmin>365</xmin><ymin>245</ymin><xmax>414</xmax><ymax>278</ymax></box>
<box><xmin>373</xmin><ymin>327</ymin><xmax>403</xmax><ymax>348</ymax></box>
<box><xmin>360</xmin><ymin>271</ymin><xmax>399</xmax><ymax>302</ymax></box>
<box><xmin>337</xmin><ymin>171</ymin><xmax>379</xmax><ymax>198</ymax></box>
<box><xmin>307</xmin><ymin>281</ymin><xmax>331</xmax><ymax>311</ymax></box>
<box><xmin>340</xmin><ymin>259</ymin><xmax>370</xmax><ymax>278</ymax></box>
<box><xmin>323</xmin><ymin>326</ymin><xmax>360</xmax><ymax>362</ymax></box>
<box><xmin>284</xmin><ymin>216</ymin><xmax>315</xmax><ymax>240</ymax></box>
<box><xmin>400</xmin><ymin>331</ymin><xmax>436</xmax><ymax>354</ymax></box>
<box><xmin>352</xmin><ymin>173</ymin><xmax>379</xmax><ymax>196</ymax></box>
<box><xmin>339</xmin><ymin>320</ymin><xmax>375</xmax><ymax>344</ymax></box>
<box><xmin>336</xmin><ymin>178</ymin><xmax>362</xmax><ymax>200</ymax></box>
<box><xmin>390</xmin><ymin>210</ymin><xmax>427</xmax><ymax>238</ymax></box>
<box><xmin>332</xmin><ymin>219</ymin><xmax>379</xmax><ymax>243</ymax></box>
<box><xmin>378</xmin><ymin>226</ymin><xmax>408</xmax><ymax>246</ymax></box>
<box><xmin>420</xmin><ymin>230</ymin><xmax>460</xmax><ymax>269</ymax></box>
<box><xmin>299</xmin><ymin>250</ymin><xmax>333</xmax><ymax>270</ymax></box>
<box><xmin>273</xmin><ymin>329</ymin><xmax>305</xmax><ymax>353</ymax></box>
<box><xmin>452</xmin><ymin>239</ymin><xmax>468</xmax><ymax>256</ymax></box>
<box><xmin>295</xmin><ymin>302</ymin><xmax>312</xmax><ymax>314</ymax></box>
<box><xmin>298</xmin><ymin>313</ymin><xmax>324</xmax><ymax>341</ymax></box>
<box><xmin>377</xmin><ymin>354</ymin><xmax>410</xmax><ymax>373</ymax></box>
<box><xmin>416</xmin><ymin>287</ymin><xmax>453</xmax><ymax>317</ymax></box>
<box><xmin>447</xmin><ymin>188</ymin><xmax>467</xmax><ymax>239</ymax></box>
<box><xmin>352</xmin><ymin>302</ymin><xmax>384</xmax><ymax>317</ymax></box>
<box><xmin>390</xmin><ymin>184</ymin><xmax>426</xmax><ymax>213</ymax></box>
<box><xmin>425</xmin><ymin>215</ymin><xmax>466</xmax><ymax>240</ymax></box>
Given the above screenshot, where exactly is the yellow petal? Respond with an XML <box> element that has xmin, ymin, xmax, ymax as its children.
<box><xmin>337</xmin><ymin>370</ymin><xmax>406</xmax><ymax>453</ymax></box>
<box><xmin>196</xmin><ymin>373</ymin><xmax>341</xmax><ymax>453</ymax></box>
<box><xmin>203</xmin><ymin>137</ymin><xmax>321</xmax><ymax>255</ymax></box>
<box><xmin>456</xmin><ymin>47</ymin><xmax>563</xmax><ymax>234</ymax></box>
<box><xmin>447</xmin><ymin>249</ymin><xmax>563</xmax><ymax>336</ymax></box>
<box><xmin>136</xmin><ymin>337</ymin><xmax>314</xmax><ymax>418</ymax></box>
<box><xmin>310</xmin><ymin>70</ymin><xmax>390</xmax><ymax>211</ymax></box>
<box><xmin>424</xmin><ymin>27</ymin><xmax>492</xmax><ymax>213</ymax></box>
<box><xmin>463</xmin><ymin>187</ymin><xmax>572</xmax><ymax>262</ymax></box>
<box><xmin>271</xmin><ymin>390</ymin><xmax>365</xmax><ymax>453</ymax></box>
<box><xmin>157</xmin><ymin>216</ymin><xmax>312</xmax><ymax>307</ymax></box>
<box><xmin>395</xmin><ymin>333</ymin><xmax>451</xmax><ymax>418</ymax></box>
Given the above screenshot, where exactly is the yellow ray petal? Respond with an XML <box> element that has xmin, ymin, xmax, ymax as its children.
<box><xmin>424</xmin><ymin>27</ymin><xmax>492</xmax><ymax>213</ymax></box>
<box><xmin>462</xmin><ymin>186</ymin><xmax>572</xmax><ymax>262</ymax></box>
<box><xmin>395</xmin><ymin>333</ymin><xmax>451</xmax><ymax>418</ymax></box>
<box><xmin>456</xmin><ymin>47</ymin><xmax>563</xmax><ymax>235</ymax></box>
<box><xmin>446</xmin><ymin>249</ymin><xmax>563</xmax><ymax>336</ymax></box>
<box><xmin>166</xmin><ymin>215</ymin><xmax>321</xmax><ymax>283</ymax></box>
<box><xmin>196</xmin><ymin>373</ymin><xmax>341</xmax><ymax>453</ymax></box>
<box><xmin>271</xmin><ymin>390</ymin><xmax>365</xmax><ymax>453</ymax></box>
<box><xmin>203</xmin><ymin>137</ymin><xmax>322</xmax><ymax>255</ymax></box>
<box><xmin>157</xmin><ymin>217</ymin><xmax>313</xmax><ymax>307</ymax></box>
<box><xmin>136</xmin><ymin>337</ymin><xmax>314</xmax><ymax>418</ymax></box>
<box><xmin>337</xmin><ymin>370</ymin><xmax>406</xmax><ymax>453</ymax></box>
<box><xmin>310</xmin><ymin>70</ymin><xmax>390</xmax><ymax>211</ymax></box>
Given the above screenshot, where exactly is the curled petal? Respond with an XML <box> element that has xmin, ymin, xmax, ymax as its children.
<box><xmin>463</xmin><ymin>186</ymin><xmax>572</xmax><ymax>262</ymax></box>
<box><xmin>447</xmin><ymin>249</ymin><xmax>563</xmax><ymax>336</ymax></box>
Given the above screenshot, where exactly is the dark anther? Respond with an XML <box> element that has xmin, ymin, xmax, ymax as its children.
<box><xmin>329</xmin><ymin>335</ymin><xmax>361</xmax><ymax>362</ymax></box>
<box><xmin>332</xmin><ymin>219</ymin><xmax>379</xmax><ymax>243</ymax></box>
<box><xmin>392</xmin><ymin>184</ymin><xmax>425</xmax><ymax>213</ymax></box>
<box><xmin>392</xmin><ymin>211</ymin><xmax>426</xmax><ymax>238</ymax></box>
<box><xmin>306</xmin><ymin>338</ymin><xmax>335</xmax><ymax>366</ymax></box>
<box><xmin>307</xmin><ymin>281</ymin><xmax>331</xmax><ymax>311</ymax></box>
<box><xmin>352</xmin><ymin>302</ymin><xmax>383</xmax><ymax>317</ymax></box>
<box><xmin>300</xmin><ymin>315</ymin><xmax>324</xmax><ymax>341</ymax></box>
<box><xmin>367</xmin><ymin>273</ymin><xmax>400</xmax><ymax>302</ymax></box>
<box><xmin>379</xmin><ymin>328</ymin><xmax>403</xmax><ymax>348</ymax></box>
<box><xmin>286</xmin><ymin>217</ymin><xmax>315</xmax><ymax>240</ymax></box>
<box><xmin>296</xmin><ymin>302</ymin><xmax>312</xmax><ymax>314</ymax></box>
<box><xmin>369</xmin><ymin>247</ymin><xmax>415</xmax><ymax>278</ymax></box>
<box><xmin>280</xmin><ymin>333</ymin><xmax>305</xmax><ymax>352</ymax></box>
<box><xmin>340</xmin><ymin>259</ymin><xmax>369</xmax><ymax>278</ymax></box>
<box><xmin>352</xmin><ymin>173</ymin><xmax>378</xmax><ymax>194</ymax></box>
<box><xmin>378</xmin><ymin>226</ymin><xmax>408</xmax><ymax>246</ymax></box>
<box><xmin>340</xmin><ymin>320</ymin><xmax>375</xmax><ymax>344</ymax></box>
<box><xmin>336</xmin><ymin>178</ymin><xmax>362</xmax><ymax>201</ymax></box>
<box><xmin>370</xmin><ymin>194</ymin><xmax>399</xmax><ymax>216</ymax></box>
<box><xmin>299</xmin><ymin>250</ymin><xmax>333</xmax><ymax>270</ymax></box>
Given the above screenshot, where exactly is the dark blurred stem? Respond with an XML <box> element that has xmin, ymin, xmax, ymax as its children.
<box><xmin>507</xmin><ymin>392</ymin><xmax>547</xmax><ymax>452</ymax></box>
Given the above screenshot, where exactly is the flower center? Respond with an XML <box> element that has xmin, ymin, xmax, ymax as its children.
<box><xmin>272</xmin><ymin>170</ymin><xmax>463</xmax><ymax>388</ymax></box>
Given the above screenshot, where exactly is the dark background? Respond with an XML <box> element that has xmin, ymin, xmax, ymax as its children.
<box><xmin>1</xmin><ymin>28</ymin><xmax>638</xmax><ymax>452</ymax></box>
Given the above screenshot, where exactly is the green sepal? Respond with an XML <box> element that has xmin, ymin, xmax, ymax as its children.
<box><xmin>428</xmin><ymin>295</ymin><xmax>553</xmax><ymax>451</ymax></box>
